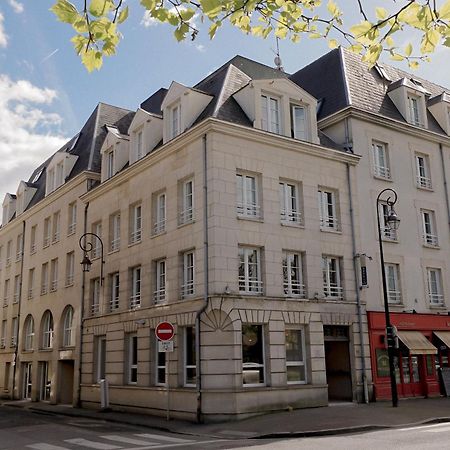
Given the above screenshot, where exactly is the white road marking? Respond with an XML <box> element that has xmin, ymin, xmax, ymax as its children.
<box><xmin>117</xmin><ymin>439</ymin><xmax>227</xmax><ymax>450</ymax></box>
<box><xmin>64</xmin><ymin>438</ymin><xmax>123</xmax><ymax>449</ymax></box>
<box><xmin>100</xmin><ymin>435</ymin><xmax>159</xmax><ymax>446</ymax></box>
<box><xmin>26</xmin><ymin>444</ymin><xmax>69</xmax><ymax>450</ymax></box>
<box><xmin>423</xmin><ymin>424</ymin><xmax>450</xmax><ymax>433</ymax></box>
<box><xmin>397</xmin><ymin>423</ymin><xmax>450</xmax><ymax>432</ymax></box>
<box><xmin>134</xmin><ymin>434</ymin><xmax>190</xmax><ymax>443</ymax></box>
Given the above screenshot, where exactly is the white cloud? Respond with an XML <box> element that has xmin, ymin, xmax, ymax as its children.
<box><xmin>8</xmin><ymin>0</ymin><xmax>24</xmax><ymax>14</ymax></box>
<box><xmin>195</xmin><ymin>44</ymin><xmax>206</xmax><ymax>52</ymax></box>
<box><xmin>0</xmin><ymin>12</ymin><xmax>8</xmax><ymax>48</ymax></box>
<box><xmin>0</xmin><ymin>74</ymin><xmax>67</xmax><ymax>196</ymax></box>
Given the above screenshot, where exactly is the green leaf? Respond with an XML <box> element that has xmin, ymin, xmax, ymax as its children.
<box><xmin>208</xmin><ymin>22</ymin><xmax>219</xmax><ymax>39</ymax></box>
<box><xmin>102</xmin><ymin>40</ymin><xmax>116</xmax><ymax>56</ymax></box>
<box><xmin>117</xmin><ymin>5</ymin><xmax>129</xmax><ymax>24</ymax></box>
<box><xmin>389</xmin><ymin>53</ymin><xmax>404</xmax><ymax>61</ymax></box>
<box><xmin>348</xmin><ymin>44</ymin><xmax>363</xmax><ymax>53</ymax></box>
<box><xmin>444</xmin><ymin>37</ymin><xmax>450</xmax><ymax>47</ymax></box>
<box><xmin>328</xmin><ymin>38</ymin><xmax>339</xmax><ymax>49</ymax></box>
<box><xmin>275</xmin><ymin>26</ymin><xmax>288</xmax><ymax>39</ymax></box>
<box><xmin>405</xmin><ymin>42</ymin><xmax>413</xmax><ymax>56</ymax></box>
<box><xmin>309</xmin><ymin>32</ymin><xmax>322</xmax><ymax>39</ymax></box>
<box><xmin>350</xmin><ymin>21</ymin><xmax>373</xmax><ymax>38</ymax></box>
<box><xmin>200</xmin><ymin>0</ymin><xmax>222</xmax><ymax>18</ymax></box>
<box><xmin>362</xmin><ymin>43</ymin><xmax>382</xmax><ymax>67</ymax></box>
<box><xmin>71</xmin><ymin>34</ymin><xmax>88</xmax><ymax>54</ymax></box>
<box><xmin>179</xmin><ymin>8</ymin><xmax>196</xmax><ymax>22</ymax></box>
<box><xmin>420</xmin><ymin>28</ymin><xmax>440</xmax><ymax>53</ymax></box>
<box><xmin>438</xmin><ymin>0</ymin><xmax>450</xmax><ymax>20</ymax></box>
<box><xmin>50</xmin><ymin>0</ymin><xmax>78</xmax><ymax>24</ymax></box>
<box><xmin>89</xmin><ymin>0</ymin><xmax>114</xmax><ymax>17</ymax></box>
<box><xmin>72</xmin><ymin>15</ymin><xmax>89</xmax><ymax>32</ymax></box>
<box><xmin>81</xmin><ymin>49</ymin><xmax>103</xmax><ymax>72</ymax></box>
<box><xmin>375</xmin><ymin>7</ymin><xmax>388</xmax><ymax>20</ymax></box>
<box><xmin>140</xmin><ymin>0</ymin><xmax>157</xmax><ymax>10</ymax></box>
<box><xmin>327</xmin><ymin>1</ymin><xmax>339</xmax><ymax>18</ymax></box>
<box><xmin>408</xmin><ymin>60</ymin><xmax>419</xmax><ymax>69</ymax></box>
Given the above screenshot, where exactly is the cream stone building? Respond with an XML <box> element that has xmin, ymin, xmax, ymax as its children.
<box><xmin>3</xmin><ymin>50</ymin><xmax>450</xmax><ymax>422</ymax></box>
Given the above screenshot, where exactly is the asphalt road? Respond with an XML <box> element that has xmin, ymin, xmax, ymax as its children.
<box><xmin>0</xmin><ymin>406</ymin><xmax>268</xmax><ymax>450</ymax></box>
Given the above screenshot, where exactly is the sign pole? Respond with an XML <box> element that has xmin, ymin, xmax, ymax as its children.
<box><xmin>166</xmin><ymin>350</ymin><xmax>170</xmax><ymax>421</ymax></box>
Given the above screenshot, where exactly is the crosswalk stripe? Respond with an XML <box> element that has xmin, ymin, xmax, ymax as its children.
<box><xmin>64</xmin><ymin>438</ymin><xmax>123</xmax><ymax>449</ymax></box>
<box><xmin>26</xmin><ymin>444</ymin><xmax>69</xmax><ymax>450</ymax></box>
<box><xmin>423</xmin><ymin>424</ymin><xmax>450</xmax><ymax>433</ymax></box>
<box><xmin>135</xmin><ymin>434</ymin><xmax>190</xmax><ymax>444</ymax></box>
<box><xmin>100</xmin><ymin>435</ymin><xmax>158</xmax><ymax>446</ymax></box>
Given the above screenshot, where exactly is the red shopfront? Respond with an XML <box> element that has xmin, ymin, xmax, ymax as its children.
<box><xmin>368</xmin><ymin>312</ymin><xmax>450</xmax><ymax>400</ymax></box>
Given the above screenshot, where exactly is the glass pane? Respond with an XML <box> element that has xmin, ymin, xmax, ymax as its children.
<box><xmin>186</xmin><ymin>367</ymin><xmax>196</xmax><ymax>385</ymax></box>
<box><xmin>285</xmin><ymin>330</ymin><xmax>303</xmax><ymax>362</ymax></box>
<box><xmin>287</xmin><ymin>365</ymin><xmax>305</xmax><ymax>383</ymax></box>
<box><xmin>402</xmin><ymin>357</ymin><xmax>410</xmax><ymax>383</ymax></box>
<box><xmin>411</xmin><ymin>356</ymin><xmax>420</xmax><ymax>382</ymax></box>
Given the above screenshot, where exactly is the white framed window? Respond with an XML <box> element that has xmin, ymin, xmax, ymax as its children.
<box><xmin>242</xmin><ymin>324</ymin><xmax>265</xmax><ymax>386</ymax></box>
<box><xmin>155</xmin><ymin>259</ymin><xmax>166</xmax><ymax>303</ymax></box>
<box><xmin>11</xmin><ymin>317</ymin><xmax>18</xmax><ymax>347</ymax></box>
<box><xmin>107</xmin><ymin>150</ymin><xmax>114</xmax><ymax>179</ymax></box>
<box><xmin>279</xmin><ymin>181</ymin><xmax>301</xmax><ymax>224</ymax></box>
<box><xmin>41</xmin><ymin>311</ymin><xmax>54</xmax><ymax>349</ymax></box>
<box><xmin>261</xmin><ymin>94</ymin><xmax>280</xmax><ymax>134</ymax></box>
<box><xmin>181</xmin><ymin>251</ymin><xmax>195</xmax><ymax>298</ymax></box>
<box><xmin>55</xmin><ymin>161</ymin><xmax>64</xmax><ymax>188</ymax></box>
<box><xmin>129</xmin><ymin>204</ymin><xmax>142</xmax><ymax>244</ymax></box>
<box><xmin>318</xmin><ymin>188</ymin><xmax>339</xmax><ymax>231</ymax></box>
<box><xmin>322</xmin><ymin>255</ymin><xmax>343</xmax><ymax>299</ymax></box>
<box><xmin>291</xmin><ymin>104</ymin><xmax>307</xmax><ymax>140</ymax></box>
<box><xmin>180</xmin><ymin>179</ymin><xmax>194</xmax><ymax>224</ymax></box>
<box><xmin>136</xmin><ymin>129</ymin><xmax>143</xmax><ymax>160</ymax></box>
<box><xmin>379</xmin><ymin>202</ymin><xmax>398</xmax><ymax>241</ymax></box>
<box><xmin>41</xmin><ymin>263</ymin><xmax>48</xmax><ymax>295</ymax></box>
<box><xmin>16</xmin><ymin>234</ymin><xmax>23</xmax><ymax>262</ymax></box>
<box><xmin>372</xmin><ymin>141</ymin><xmax>391</xmax><ymax>179</ymax></box>
<box><xmin>427</xmin><ymin>268</ymin><xmax>444</xmax><ymax>306</ymax></box>
<box><xmin>155</xmin><ymin>339</ymin><xmax>167</xmax><ymax>386</ymax></box>
<box><xmin>3</xmin><ymin>279</ymin><xmax>9</xmax><ymax>307</ymax></box>
<box><xmin>91</xmin><ymin>278</ymin><xmax>101</xmax><ymax>315</ymax></box>
<box><xmin>110</xmin><ymin>213</ymin><xmax>120</xmax><ymax>252</ymax></box>
<box><xmin>385</xmin><ymin>263</ymin><xmax>402</xmax><ymax>304</ymax></box>
<box><xmin>127</xmin><ymin>333</ymin><xmax>138</xmax><ymax>384</ymax></box>
<box><xmin>68</xmin><ymin>202</ymin><xmax>77</xmax><ymax>235</ymax></box>
<box><xmin>95</xmin><ymin>336</ymin><xmax>106</xmax><ymax>382</ymax></box>
<box><xmin>415</xmin><ymin>154</ymin><xmax>432</xmax><ymax>189</ymax></box>
<box><xmin>421</xmin><ymin>209</ymin><xmax>438</xmax><ymax>247</ymax></box>
<box><xmin>283</xmin><ymin>251</ymin><xmax>305</xmax><ymax>298</ymax></box>
<box><xmin>92</xmin><ymin>222</ymin><xmax>102</xmax><ymax>258</ymax></box>
<box><xmin>239</xmin><ymin>247</ymin><xmax>263</xmax><ymax>294</ymax></box>
<box><xmin>184</xmin><ymin>326</ymin><xmax>196</xmax><ymax>387</ymax></box>
<box><xmin>171</xmin><ymin>103</ymin><xmax>181</xmax><ymax>139</ymax></box>
<box><xmin>52</xmin><ymin>211</ymin><xmax>60</xmax><ymax>243</ymax></box>
<box><xmin>66</xmin><ymin>252</ymin><xmax>75</xmax><ymax>286</ymax></box>
<box><xmin>236</xmin><ymin>173</ymin><xmax>260</xmax><ymax>218</ymax></box>
<box><xmin>6</xmin><ymin>240</ymin><xmax>12</xmax><ymax>266</ymax></box>
<box><xmin>28</xmin><ymin>268</ymin><xmax>35</xmax><ymax>300</ymax></box>
<box><xmin>63</xmin><ymin>306</ymin><xmax>75</xmax><ymax>347</ymax></box>
<box><xmin>30</xmin><ymin>225</ymin><xmax>37</xmax><ymax>254</ymax></box>
<box><xmin>43</xmin><ymin>218</ymin><xmax>51</xmax><ymax>248</ymax></box>
<box><xmin>24</xmin><ymin>315</ymin><xmax>34</xmax><ymax>351</ymax></box>
<box><xmin>153</xmin><ymin>192</ymin><xmax>166</xmax><ymax>235</ymax></box>
<box><xmin>0</xmin><ymin>246</ymin><xmax>2</xmax><ymax>270</ymax></box>
<box><xmin>286</xmin><ymin>329</ymin><xmax>307</xmax><ymax>384</ymax></box>
<box><xmin>408</xmin><ymin>94</ymin><xmax>422</xmax><ymax>126</ymax></box>
<box><xmin>1</xmin><ymin>320</ymin><xmax>6</xmax><ymax>348</ymax></box>
<box><xmin>130</xmin><ymin>266</ymin><xmax>141</xmax><ymax>309</ymax></box>
<box><xmin>47</xmin><ymin>168</ymin><xmax>55</xmax><ymax>193</ymax></box>
<box><xmin>109</xmin><ymin>272</ymin><xmax>120</xmax><ymax>311</ymax></box>
<box><xmin>13</xmin><ymin>275</ymin><xmax>20</xmax><ymax>304</ymax></box>
<box><xmin>50</xmin><ymin>258</ymin><xmax>58</xmax><ymax>292</ymax></box>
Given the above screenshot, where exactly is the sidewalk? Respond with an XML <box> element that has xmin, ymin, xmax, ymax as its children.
<box><xmin>2</xmin><ymin>397</ymin><xmax>450</xmax><ymax>439</ymax></box>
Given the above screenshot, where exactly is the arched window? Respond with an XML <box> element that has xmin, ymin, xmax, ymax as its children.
<box><xmin>41</xmin><ymin>310</ymin><xmax>54</xmax><ymax>349</ymax></box>
<box><xmin>24</xmin><ymin>315</ymin><xmax>34</xmax><ymax>351</ymax></box>
<box><xmin>63</xmin><ymin>306</ymin><xmax>74</xmax><ymax>347</ymax></box>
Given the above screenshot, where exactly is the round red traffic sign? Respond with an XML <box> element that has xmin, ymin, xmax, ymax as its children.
<box><xmin>155</xmin><ymin>321</ymin><xmax>174</xmax><ymax>341</ymax></box>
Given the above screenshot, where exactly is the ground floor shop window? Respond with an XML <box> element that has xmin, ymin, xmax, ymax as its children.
<box><xmin>242</xmin><ymin>324</ymin><xmax>265</xmax><ymax>386</ymax></box>
<box><xmin>285</xmin><ymin>329</ymin><xmax>307</xmax><ymax>384</ymax></box>
<box><xmin>184</xmin><ymin>327</ymin><xmax>196</xmax><ymax>387</ymax></box>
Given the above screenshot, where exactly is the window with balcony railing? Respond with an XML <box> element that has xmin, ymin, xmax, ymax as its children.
<box><xmin>379</xmin><ymin>202</ymin><xmax>398</xmax><ymax>241</ymax></box>
<box><xmin>415</xmin><ymin>154</ymin><xmax>432</xmax><ymax>189</ymax></box>
<box><xmin>92</xmin><ymin>222</ymin><xmax>102</xmax><ymax>258</ymax></box>
<box><xmin>239</xmin><ymin>247</ymin><xmax>263</xmax><ymax>295</ymax></box>
<box><xmin>130</xmin><ymin>267</ymin><xmax>141</xmax><ymax>309</ymax></box>
<box><xmin>283</xmin><ymin>252</ymin><xmax>305</xmax><ymax>298</ymax></box>
<box><xmin>129</xmin><ymin>204</ymin><xmax>142</xmax><ymax>245</ymax></box>
<box><xmin>179</xmin><ymin>179</ymin><xmax>194</xmax><ymax>225</ymax></box>
<box><xmin>91</xmin><ymin>278</ymin><xmax>101</xmax><ymax>315</ymax></box>
<box><xmin>237</xmin><ymin>173</ymin><xmax>260</xmax><ymax>219</ymax></box>
<box><xmin>52</xmin><ymin>211</ymin><xmax>61</xmax><ymax>243</ymax></box>
<box><xmin>154</xmin><ymin>259</ymin><xmax>166</xmax><ymax>303</ymax></box>
<box><xmin>110</xmin><ymin>213</ymin><xmax>120</xmax><ymax>252</ymax></box>
<box><xmin>153</xmin><ymin>192</ymin><xmax>166</xmax><ymax>235</ymax></box>
<box><xmin>181</xmin><ymin>251</ymin><xmax>195</xmax><ymax>298</ymax></box>
<box><xmin>279</xmin><ymin>181</ymin><xmax>302</xmax><ymax>225</ymax></box>
<box><xmin>109</xmin><ymin>272</ymin><xmax>119</xmax><ymax>311</ymax></box>
<box><xmin>421</xmin><ymin>210</ymin><xmax>439</xmax><ymax>247</ymax></box>
<box><xmin>385</xmin><ymin>263</ymin><xmax>402</xmax><ymax>304</ymax></box>
<box><xmin>318</xmin><ymin>189</ymin><xmax>339</xmax><ymax>231</ymax></box>
<box><xmin>372</xmin><ymin>142</ymin><xmax>391</xmax><ymax>180</ymax></box>
<box><xmin>427</xmin><ymin>268</ymin><xmax>444</xmax><ymax>306</ymax></box>
<box><xmin>322</xmin><ymin>256</ymin><xmax>343</xmax><ymax>299</ymax></box>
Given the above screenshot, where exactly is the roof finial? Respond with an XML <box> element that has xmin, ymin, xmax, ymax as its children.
<box><xmin>274</xmin><ymin>37</ymin><xmax>284</xmax><ymax>72</ymax></box>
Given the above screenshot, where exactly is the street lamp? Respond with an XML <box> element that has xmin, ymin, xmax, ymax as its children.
<box><xmin>79</xmin><ymin>233</ymin><xmax>105</xmax><ymax>285</ymax></box>
<box><xmin>376</xmin><ymin>188</ymin><xmax>400</xmax><ymax>408</ymax></box>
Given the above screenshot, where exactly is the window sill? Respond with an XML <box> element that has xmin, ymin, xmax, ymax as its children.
<box><xmin>42</xmin><ymin>245</ymin><xmax>50</xmax><ymax>250</ymax></box>
<box><xmin>108</xmin><ymin>249</ymin><xmax>120</xmax><ymax>256</ymax></box>
<box><xmin>319</xmin><ymin>227</ymin><xmax>341</xmax><ymax>234</ymax></box>
<box><xmin>151</xmin><ymin>231</ymin><xmax>167</xmax><ymax>239</ymax></box>
<box><xmin>416</xmin><ymin>185</ymin><xmax>433</xmax><ymax>192</ymax></box>
<box><xmin>429</xmin><ymin>304</ymin><xmax>446</xmax><ymax>310</ymax></box>
<box><xmin>65</xmin><ymin>283</ymin><xmax>74</xmax><ymax>288</ymax></box>
<box><xmin>237</xmin><ymin>215</ymin><xmax>264</xmax><ymax>223</ymax></box>
<box><xmin>22</xmin><ymin>350</ymin><xmax>34</xmax><ymax>354</ymax></box>
<box><xmin>128</xmin><ymin>240</ymin><xmax>142</xmax><ymax>248</ymax></box>
<box><xmin>423</xmin><ymin>243</ymin><xmax>440</xmax><ymax>250</ymax></box>
<box><xmin>281</xmin><ymin>221</ymin><xmax>304</xmax><ymax>229</ymax></box>
<box><xmin>39</xmin><ymin>348</ymin><xmax>53</xmax><ymax>352</ymax></box>
<box><xmin>67</xmin><ymin>232</ymin><xmax>76</xmax><ymax>237</ymax></box>
<box><xmin>238</xmin><ymin>291</ymin><xmax>264</xmax><ymax>296</ymax></box>
<box><xmin>373</xmin><ymin>174</ymin><xmax>393</xmax><ymax>182</ymax></box>
<box><xmin>382</xmin><ymin>237</ymin><xmax>399</xmax><ymax>243</ymax></box>
<box><xmin>177</xmin><ymin>220</ymin><xmax>195</xmax><ymax>229</ymax></box>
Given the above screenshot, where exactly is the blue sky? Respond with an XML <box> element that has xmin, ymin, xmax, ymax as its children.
<box><xmin>0</xmin><ymin>0</ymin><xmax>449</xmax><ymax>196</ymax></box>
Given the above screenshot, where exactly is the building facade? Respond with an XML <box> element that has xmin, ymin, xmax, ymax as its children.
<box><xmin>1</xmin><ymin>50</ymin><xmax>450</xmax><ymax>420</ymax></box>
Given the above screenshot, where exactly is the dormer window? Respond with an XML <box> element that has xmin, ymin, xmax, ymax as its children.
<box><xmin>291</xmin><ymin>105</ymin><xmax>307</xmax><ymax>140</ymax></box>
<box><xmin>107</xmin><ymin>149</ymin><xmax>114</xmax><ymax>179</ymax></box>
<box><xmin>47</xmin><ymin>168</ymin><xmax>55</xmax><ymax>192</ymax></box>
<box><xmin>55</xmin><ymin>161</ymin><xmax>64</xmax><ymax>187</ymax></box>
<box><xmin>45</xmin><ymin>153</ymin><xmax>78</xmax><ymax>195</ymax></box>
<box><xmin>407</xmin><ymin>94</ymin><xmax>421</xmax><ymax>126</ymax></box>
<box><xmin>171</xmin><ymin>104</ymin><xmax>181</xmax><ymax>139</ymax></box>
<box><xmin>136</xmin><ymin>129</ymin><xmax>143</xmax><ymax>160</ymax></box>
<box><xmin>261</xmin><ymin>94</ymin><xmax>280</xmax><ymax>134</ymax></box>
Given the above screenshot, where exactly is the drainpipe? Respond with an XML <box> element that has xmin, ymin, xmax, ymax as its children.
<box><xmin>196</xmin><ymin>133</ymin><xmax>209</xmax><ymax>423</ymax></box>
<box><xmin>12</xmin><ymin>220</ymin><xmax>26</xmax><ymax>399</ymax></box>
<box><xmin>346</xmin><ymin>163</ymin><xmax>369</xmax><ymax>404</ymax></box>
<box><xmin>76</xmin><ymin>202</ymin><xmax>89</xmax><ymax>407</ymax></box>
<box><xmin>439</xmin><ymin>144</ymin><xmax>450</xmax><ymax>227</ymax></box>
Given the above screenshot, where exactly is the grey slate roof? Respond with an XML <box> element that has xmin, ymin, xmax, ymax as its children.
<box><xmin>25</xmin><ymin>103</ymin><xmax>133</xmax><ymax>211</ymax></box>
<box><xmin>140</xmin><ymin>88</ymin><xmax>168</xmax><ymax>115</ymax></box>
<box><xmin>290</xmin><ymin>48</ymin><xmax>450</xmax><ymax>135</ymax></box>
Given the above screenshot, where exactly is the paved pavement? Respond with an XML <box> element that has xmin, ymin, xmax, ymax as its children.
<box><xmin>2</xmin><ymin>397</ymin><xmax>450</xmax><ymax>440</ymax></box>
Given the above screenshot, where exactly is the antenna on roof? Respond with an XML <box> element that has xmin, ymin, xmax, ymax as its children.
<box><xmin>274</xmin><ymin>37</ymin><xmax>284</xmax><ymax>72</ymax></box>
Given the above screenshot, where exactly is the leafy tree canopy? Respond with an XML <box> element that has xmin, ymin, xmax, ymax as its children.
<box><xmin>50</xmin><ymin>0</ymin><xmax>450</xmax><ymax>72</ymax></box>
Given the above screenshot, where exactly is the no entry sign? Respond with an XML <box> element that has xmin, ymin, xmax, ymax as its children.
<box><xmin>155</xmin><ymin>321</ymin><xmax>174</xmax><ymax>341</ymax></box>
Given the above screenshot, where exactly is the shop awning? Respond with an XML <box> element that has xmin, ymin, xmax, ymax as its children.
<box><xmin>397</xmin><ymin>331</ymin><xmax>437</xmax><ymax>355</ymax></box>
<box><xmin>433</xmin><ymin>331</ymin><xmax>450</xmax><ymax>348</ymax></box>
